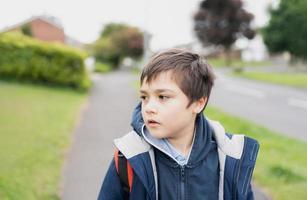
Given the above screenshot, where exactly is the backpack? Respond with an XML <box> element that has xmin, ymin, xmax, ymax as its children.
<box><xmin>114</xmin><ymin>149</ymin><xmax>134</xmax><ymax>199</ymax></box>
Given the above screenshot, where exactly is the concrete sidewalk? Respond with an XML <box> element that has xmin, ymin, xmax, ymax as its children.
<box><xmin>60</xmin><ymin>70</ymin><xmax>268</xmax><ymax>200</ymax></box>
<box><xmin>61</xmin><ymin>71</ymin><xmax>139</xmax><ymax>200</ymax></box>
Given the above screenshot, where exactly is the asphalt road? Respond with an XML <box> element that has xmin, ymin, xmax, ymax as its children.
<box><xmin>209</xmin><ymin>70</ymin><xmax>307</xmax><ymax>141</ymax></box>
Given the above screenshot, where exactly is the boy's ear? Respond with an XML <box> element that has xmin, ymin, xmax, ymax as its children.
<box><xmin>193</xmin><ymin>97</ymin><xmax>207</xmax><ymax>114</ymax></box>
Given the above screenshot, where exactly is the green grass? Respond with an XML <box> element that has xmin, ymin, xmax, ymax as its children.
<box><xmin>233</xmin><ymin>72</ymin><xmax>307</xmax><ymax>89</ymax></box>
<box><xmin>94</xmin><ymin>62</ymin><xmax>112</xmax><ymax>73</ymax></box>
<box><xmin>208</xmin><ymin>58</ymin><xmax>273</xmax><ymax>68</ymax></box>
<box><xmin>205</xmin><ymin>106</ymin><xmax>307</xmax><ymax>200</ymax></box>
<box><xmin>0</xmin><ymin>81</ymin><xmax>87</xmax><ymax>200</ymax></box>
<box><xmin>132</xmin><ymin>67</ymin><xmax>141</xmax><ymax>75</ymax></box>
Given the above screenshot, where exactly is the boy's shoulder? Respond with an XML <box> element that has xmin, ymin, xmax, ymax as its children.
<box><xmin>208</xmin><ymin>118</ymin><xmax>259</xmax><ymax>159</ymax></box>
<box><xmin>114</xmin><ymin>119</ymin><xmax>259</xmax><ymax>162</ymax></box>
<box><xmin>114</xmin><ymin>130</ymin><xmax>151</xmax><ymax>159</ymax></box>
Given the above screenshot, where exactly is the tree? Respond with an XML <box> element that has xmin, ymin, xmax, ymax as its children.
<box><xmin>262</xmin><ymin>0</ymin><xmax>307</xmax><ymax>60</ymax></box>
<box><xmin>21</xmin><ymin>24</ymin><xmax>32</xmax><ymax>37</ymax></box>
<box><xmin>93</xmin><ymin>37</ymin><xmax>121</xmax><ymax>67</ymax></box>
<box><xmin>111</xmin><ymin>27</ymin><xmax>144</xmax><ymax>58</ymax></box>
<box><xmin>193</xmin><ymin>0</ymin><xmax>255</xmax><ymax>60</ymax></box>
<box><xmin>100</xmin><ymin>23</ymin><xmax>127</xmax><ymax>37</ymax></box>
<box><xmin>93</xmin><ymin>23</ymin><xmax>144</xmax><ymax>68</ymax></box>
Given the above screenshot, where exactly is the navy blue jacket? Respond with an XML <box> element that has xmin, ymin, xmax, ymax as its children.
<box><xmin>98</xmin><ymin>103</ymin><xmax>259</xmax><ymax>200</ymax></box>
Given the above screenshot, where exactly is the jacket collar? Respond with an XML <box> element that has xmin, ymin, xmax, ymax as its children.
<box><xmin>130</xmin><ymin>102</ymin><xmax>217</xmax><ymax>166</ymax></box>
<box><xmin>128</xmin><ymin>102</ymin><xmax>245</xmax><ymax>160</ymax></box>
<box><xmin>115</xmin><ymin>103</ymin><xmax>258</xmax><ymax>200</ymax></box>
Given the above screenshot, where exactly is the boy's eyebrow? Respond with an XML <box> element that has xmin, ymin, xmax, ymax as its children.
<box><xmin>140</xmin><ymin>89</ymin><xmax>175</xmax><ymax>94</ymax></box>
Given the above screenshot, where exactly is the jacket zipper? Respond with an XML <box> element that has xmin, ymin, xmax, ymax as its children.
<box><xmin>180</xmin><ymin>165</ymin><xmax>185</xmax><ymax>200</ymax></box>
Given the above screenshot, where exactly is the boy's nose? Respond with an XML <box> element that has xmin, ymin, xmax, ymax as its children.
<box><xmin>145</xmin><ymin>108</ymin><xmax>157</xmax><ymax>115</ymax></box>
<box><xmin>144</xmin><ymin>100</ymin><xmax>158</xmax><ymax>115</ymax></box>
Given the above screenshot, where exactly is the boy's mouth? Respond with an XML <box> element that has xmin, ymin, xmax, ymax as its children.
<box><xmin>148</xmin><ymin>119</ymin><xmax>159</xmax><ymax>123</ymax></box>
<box><xmin>147</xmin><ymin>119</ymin><xmax>160</xmax><ymax>126</ymax></box>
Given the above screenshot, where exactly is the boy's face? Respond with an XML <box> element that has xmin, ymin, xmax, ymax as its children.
<box><xmin>140</xmin><ymin>71</ymin><xmax>204</xmax><ymax>140</ymax></box>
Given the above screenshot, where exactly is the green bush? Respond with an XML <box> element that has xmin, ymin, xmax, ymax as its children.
<box><xmin>0</xmin><ymin>32</ymin><xmax>91</xmax><ymax>90</ymax></box>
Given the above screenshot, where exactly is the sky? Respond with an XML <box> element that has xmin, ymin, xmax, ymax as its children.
<box><xmin>0</xmin><ymin>0</ymin><xmax>277</xmax><ymax>51</ymax></box>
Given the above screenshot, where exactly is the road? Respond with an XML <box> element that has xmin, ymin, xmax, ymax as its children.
<box><xmin>209</xmin><ymin>71</ymin><xmax>307</xmax><ymax>141</ymax></box>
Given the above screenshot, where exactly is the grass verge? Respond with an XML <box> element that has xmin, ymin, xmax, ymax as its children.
<box><xmin>233</xmin><ymin>72</ymin><xmax>307</xmax><ymax>89</ymax></box>
<box><xmin>208</xmin><ymin>58</ymin><xmax>273</xmax><ymax>68</ymax></box>
<box><xmin>0</xmin><ymin>80</ymin><xmax>87</xmax><ymax>200</ymax></box>
<box><xmin>94</xmin><ymin>62</ymin><xmax>113</xmax><ymax>73</ymax></box>
<box><xmin>205</xmin><ymin>106</ymin><xmax>307</xmax><ymax>200</ymax></box>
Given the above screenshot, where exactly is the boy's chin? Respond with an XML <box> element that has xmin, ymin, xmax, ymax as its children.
<box><xmin>147</xmin><ymin>129</ymin><xmax>167</xmax><ymax>139</ymax></box>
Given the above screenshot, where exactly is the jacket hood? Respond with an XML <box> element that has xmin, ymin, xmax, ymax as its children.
<box><xmin>130</xmin><ymin>102</ymin><xmax>144</xmax><ymax>135</ymax></box>
<box><xmin>130</xmin><ymin>102</ymin><xmax>216</xmax><ymax>165</ymax></box>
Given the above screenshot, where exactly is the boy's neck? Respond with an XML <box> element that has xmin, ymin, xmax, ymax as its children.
<box><xmin>167</xmin><ymin>121</ymin><xmax>196</xmax><ymax>158</ymax></box>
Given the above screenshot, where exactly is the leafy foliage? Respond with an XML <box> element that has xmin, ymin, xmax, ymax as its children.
<box><xmin>262</xmin><ymin>0</ymin><xmax>307</xmax><ymax>59</ymax></box>
<box><xmin>100</xmin><ymin>23</ymin><xmax>127</xmax><ymax>38</ymax></box>
<box><xmin>194</xmin><ymin>0</ymin><xmax>255</xmax><ymax>49</ymax></box>
<box><xmin>21</xmin><ymin>24</ymin><xmax>32</xmax><ymax>37</ymax></box>
<box><xmin>0</xmin><ymin>32</ymin><xmax>90</xmax><ymax>90</ymax></box>
<box><xmin>93</xmin><ymin>23</ymin><xmax>143</xmax><ymax>68</ymax></box>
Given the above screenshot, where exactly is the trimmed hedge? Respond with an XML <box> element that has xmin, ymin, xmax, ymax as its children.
<box><xmin>0</xmin><ymin>32</ymin><xmax>90</xmax><ymax>90</ymax></box>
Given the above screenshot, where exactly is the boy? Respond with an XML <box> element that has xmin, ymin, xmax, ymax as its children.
<box><xmin>98</xmin><ymin>49</ymin><xmax>259</xmax><ymax>200</ymax></box>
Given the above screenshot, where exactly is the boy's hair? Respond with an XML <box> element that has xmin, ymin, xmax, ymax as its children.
<box><xmin>140</xmin><ymin>48</ymin><xmax>215</xmax><ymax>110</ymax></box>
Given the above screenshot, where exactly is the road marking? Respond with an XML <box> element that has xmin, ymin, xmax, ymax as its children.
<box><xmin>225</xmin><ymin>85</ymin><xmax>266</xmax><ymax>99</ymax></box>
<box><xmin>287</xmin><ymin>98</ymin><xmax>307</xmax><ymax>110</ymax></box>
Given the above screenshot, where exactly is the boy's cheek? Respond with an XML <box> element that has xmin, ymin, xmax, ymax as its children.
<box><xmin>141</xmin><ymin>109</ymin><xmax>146</xmax><ymax>119</ymax></box>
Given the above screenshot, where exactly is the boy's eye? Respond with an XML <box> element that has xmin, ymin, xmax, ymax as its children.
<box><xmin>158</xmin><ymin>95</ymin><xmax>169</xmax><ymax>100</ymax></box>
<box><xmin>140</xmin><ymin>95</ymin><xmax>147</xmax><ymax>100</ymax></box>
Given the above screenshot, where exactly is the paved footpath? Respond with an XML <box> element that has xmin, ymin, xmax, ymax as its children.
<box><xmin>61</xmin><ymin>70</ymin><xmax>139</xmax><ymax>200</ymax></box>
<box><xmin>60</xmin><ymin>70</ymin><xmax>268</xmax><ymax>200</ymax></box>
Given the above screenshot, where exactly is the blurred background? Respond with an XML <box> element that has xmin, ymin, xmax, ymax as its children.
<box><xmin>0</xmin><ymin>0</ymin><xmax>306</xmax><ymax>199</ymax></box>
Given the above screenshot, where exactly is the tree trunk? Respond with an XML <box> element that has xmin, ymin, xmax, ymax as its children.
<box><xmin>225</xmin><ymin>48</ymin><xmax>232</xmax><ymax>66</ymax></box>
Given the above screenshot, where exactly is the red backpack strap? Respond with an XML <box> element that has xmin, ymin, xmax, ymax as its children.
<box><xmin>114</xmin><ymin>149</ymin><xmax>134</xmax><ymax>198</ymax></box>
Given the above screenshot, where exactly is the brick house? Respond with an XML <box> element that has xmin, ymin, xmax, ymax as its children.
<box><xmin>1</xmin><ymin>15</ymin><xmax>83</xmax><ymax>48</ymax></box>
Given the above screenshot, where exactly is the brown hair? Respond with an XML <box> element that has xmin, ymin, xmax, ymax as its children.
<box><xmin>140</xmin><ymin>48</ymin><xmax>215</xmax><ymax>110</ymax></box>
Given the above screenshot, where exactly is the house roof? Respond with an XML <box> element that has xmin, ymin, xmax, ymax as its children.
<box><xmin>0</xmin><ymin>15</ymin><xmax>85</xmax><ymax>49</ymax></box>
<box><xmin>1</xmin><ymin>15</ymin><xmax>63</xmax><ymax>33</ymax></box>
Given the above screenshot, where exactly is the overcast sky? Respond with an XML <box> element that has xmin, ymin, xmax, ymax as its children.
<box><xmin>0</xmin><ymin>0</ymin><xmax>277</xmax><ymax>51</ymax></box>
